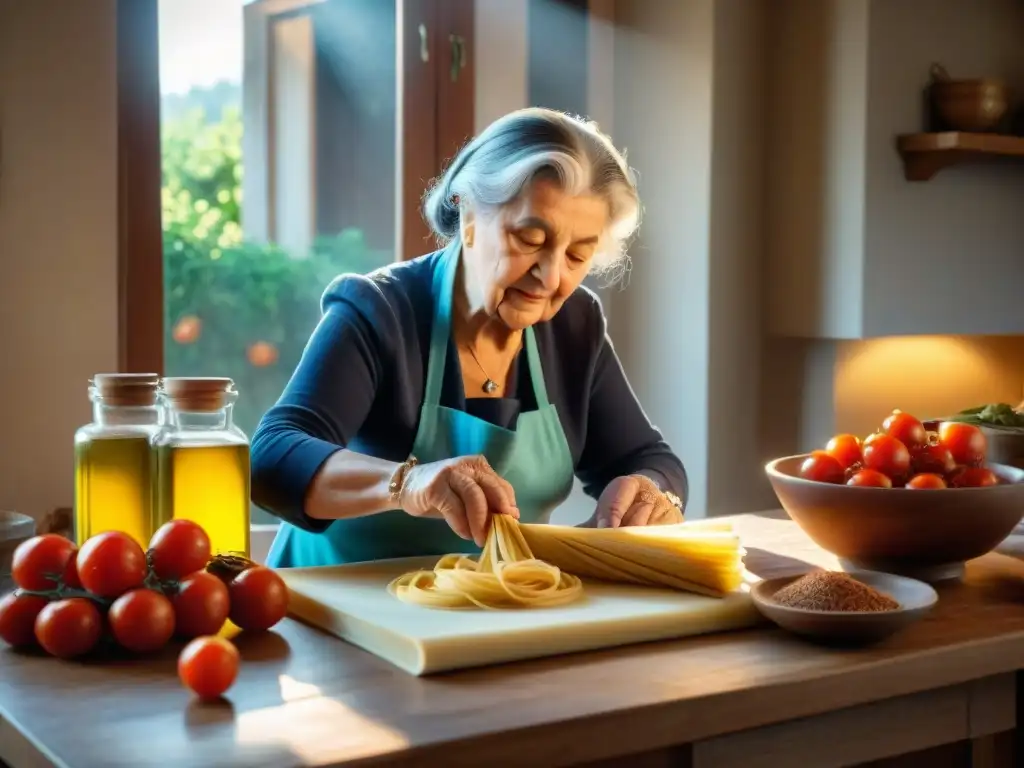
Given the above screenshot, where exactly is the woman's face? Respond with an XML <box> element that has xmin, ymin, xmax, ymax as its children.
<box><xmin>460</xmin><ymin>179</ymin><xmax>610</xmax><ymax>330</ymax></box>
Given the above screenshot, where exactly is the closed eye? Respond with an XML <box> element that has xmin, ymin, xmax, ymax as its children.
<box><xmin>512</xmin><ymin>230</ymin><xmax>545</xmax><ymax>250</ymax></box>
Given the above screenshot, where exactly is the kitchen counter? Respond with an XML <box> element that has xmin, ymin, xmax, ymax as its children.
<box><xmin>1</xmin><ymin>511</ymin><xmax>1022</xmax><ymax>768</ymax></box>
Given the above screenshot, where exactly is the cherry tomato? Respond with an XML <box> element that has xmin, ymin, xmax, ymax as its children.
<box><xmin>906</xmin><ymin>473</ymin><xmax>947</xmax><ymax>490</ymax></box>
<box><xmin>882</xmin><ymin>410</ymin><xmax>927</xmax><ymax>451</ymax></box>
<box><xmin>825</xmin><ymin>434</ymin><xmax>862</xmax><ymax>470</ymax></box>
<box><xmin>76</xmin><ymin>531</ymin><xmax>147</xmax><ymax>598</ymax></box>
<box><xmin>846</xmin><ymin>469</ymin><xmax>893</xmax><ymax>488</ymax></box>
<box><xmin>12</xmin><ymin>534</ymin><xmax>77</xmax><ymax>591</ymax></box>
<box><xmin>798</xmin><ymin>453</ymin><xmax>845</xmax><ymax>484</ymax></box>
<box><xmin>911</xmin><ymin>443</ymin><xmax>956</xmax><ymax>477</ymax></box>
<box><xmin>34</xmin><ymin>598</ymin><xmax>102</xmax><ymax>659</ymax></box>
<box><xmin>148</xmin><ymin>520</ymin><xmax>211</xmax><ymax>580</ymax></box>
<box><xmin>173</xmin><ymin>571</ymin><xmax>230</xmax><ymax>639</ymax></box>
<box><xmin>108</xmin><ymin>589</ymin><xmax>175</xmax><ymax>653</ymax></box>
<box><xmin>938</xmin><ymin>422</ymin><xmax>987</xmax><ymax>467</ymax></box>
<box><xmin>178</xmin><ymin>636</ymin><xmax>239</xmax><ymax>700</ymax></box>
<box><xmin>0</xmin><ymin>592</ymin><xmax>50</xmax><ymax>647</ymax></box>
<box><xmin>861</xmin><ymin>433</ymin><xmax>911</xmax><ymax>479</ymax></box>
<box><xmin>950</xmin><ymin>466</ymin><xmax>999</xmax><ymax>488</ymax></box>
<box><xmin>229</xmin><ymin>566</ymin><xmax>289</xmax><ymax>632</ymax></box>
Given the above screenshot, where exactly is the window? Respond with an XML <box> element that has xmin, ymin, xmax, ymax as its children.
<box><xmin>145</xmin><ymin>0</ymin><xmax>601</xmax><ymax>546</ymax></box>
<box><xmin>157</xmin><ymin>0</ymin><xmax>474</xmax><ymax>531</ymax></box>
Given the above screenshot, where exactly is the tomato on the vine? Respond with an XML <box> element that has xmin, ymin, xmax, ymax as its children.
<box><xmin>0</xmin><ymin>592</ymin><xmax>49</xmax><ymax>647</ymax></box>
<box><xmin>108</xmin><ymin>589</ymin><xmax>175</xmax><ymax>653</ymax></box>
<box><xmin>950</xmin><ymin>466</ymin><xmax>999</xmax><ymax>488</ymax></box>
<box><xmin>76</xmin><ymin>531</ymin><xmax>147</xmax><ymax>598</ymax></box>
<box><xmin>825</xmin><ymin>434</ymin><xmax>862</xmax><ymax>470</ymax></box>
<box><xmin>173</xmin><ymin>571</ymin><xmax>230</xmax><ymax>638</ymax></box>
<box><xmin>882</xmin><ymin>410</ymin><xmax>927</xmax><ymax>451</ymax></box>
<box><xmin>34</xmin><ymin>598</ymin><xmax>102</xmax><ymax>659</ymax></box>
<box><xmin>148</xmin><ymin>520</ymin><xmax>211</xmax><ymax>580</ymax></box>
<box><xmin>846</xmin><ymin>469</ymin><xmax>893</xmax><ymax>488</ymax></box>
<box><xmin>178</xmin><ymin>636</ymin><xmax>239</xmax><ymax>700</ymax></box>
<box><xmin>862</xmin><ymin>433</ymin><xmax>911</xmax><ymax>478</ymax></box>
<box><xmin>798</xmin><ymin>452</ymin><xmax>845</xmax><ymax>484</ymax></box>
<box><xmin>12</xmin><ymin>534</ymin><xmax>77</xmax><ymax>591</ymax></box>
<box><xmin>938</xmin><ymin>422</ymin><xmax>987</xmax><ymax>467</ymax></box>
<box><xmin>906</xmin><ymin>473</ymin><xmax>947</xmax><ymax>490</ymax></box>
<box><xmin>910</xmin><ymin>443</ymin><xmax>956</xmax><ymax>477</ymax></box>
<box><xmin>229</xmin><ymin>566</ymin><xmax>289</xmax><ymax>632</ymax></box>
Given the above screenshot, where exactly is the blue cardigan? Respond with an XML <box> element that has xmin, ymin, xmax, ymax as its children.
<box><xmin>250</xmin><ymin>250</ymin><xmax>688</xmax><ymax>531</ymax></box>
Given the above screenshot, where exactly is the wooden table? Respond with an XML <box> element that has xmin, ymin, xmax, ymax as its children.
<box><xmin>2</xmin><ymin>511</ymin><xmax>1024</xmax><ymax>768</ymax></box>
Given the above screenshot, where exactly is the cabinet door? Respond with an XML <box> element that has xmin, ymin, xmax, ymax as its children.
<box><xmin>436</xmin><ymin>0</ymin><xmax>475</xmax><ymax>168</ymax></box>
<box><xmin>399</xmin><ymin>0</ymin><xmax>441</xmax><ymax>260</ymax></box>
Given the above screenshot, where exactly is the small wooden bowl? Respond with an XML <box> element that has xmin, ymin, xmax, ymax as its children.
<box><xmin>752</xmin><ymin>571</ymin><xmax>937</xmax><ymax>646</ymax></box>
<box><xmin>931</xmin><ymin>78</ymin><xmax>1009</xmax><ymax>132</ymax></box>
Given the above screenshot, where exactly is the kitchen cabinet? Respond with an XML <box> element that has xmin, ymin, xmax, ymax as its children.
<box><xmin>242</xmin><ymin>0</ymin><xmax>475</xmax><ymax>263</ymax></box>
<box><xmin>764</xmin><ymin>0</ymin><xmax>1024</xmax><ymax>339</ymax></box>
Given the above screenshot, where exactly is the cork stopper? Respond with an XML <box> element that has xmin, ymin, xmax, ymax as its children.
<box><xmin>90</xmin><ymin>373</ymin><xmax>160</xmax><ymax>407</ymax></box>
<box><xmin>160</xmin><ymin>377</ymin><xmax>236</xmax><ymax>412</ymax></box>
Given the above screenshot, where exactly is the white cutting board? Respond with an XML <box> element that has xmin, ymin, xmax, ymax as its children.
<box><xmin>279</xmin><ymin>556</ymin><xmax>762</xmax><ymax>676</ymax></box>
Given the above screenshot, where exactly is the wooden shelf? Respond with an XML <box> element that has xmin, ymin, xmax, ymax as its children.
<box><xmin>897</xmin><ymin>132</ymin><xmax>1024</xmax><ymax>181</ymax></box>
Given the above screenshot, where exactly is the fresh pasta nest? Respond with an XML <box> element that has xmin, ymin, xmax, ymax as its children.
<box><xmin>387</xmin><ymin>514</ymin><xmax>745</xmax><ymax>610</ymax></box>
<box><xmin>388</xmin><ymin>514</ymin><xmax>583</xmax><ymax>609</ymax></box>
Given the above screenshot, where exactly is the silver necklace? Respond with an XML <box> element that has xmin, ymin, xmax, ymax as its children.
<box><xmin>464</xmin><ymin>344</ymin><xmax>500</xmax><ymax>394</ymax></box>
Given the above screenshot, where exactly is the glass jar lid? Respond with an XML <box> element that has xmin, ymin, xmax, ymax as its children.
<box><xmin>160</xmin><ymin>377</ymin><xmax>236</xmax><ymax>412</ymax></box>
<box><xmin>90</xmin><ymin>373</ymin><xmax>160</xmax><ymax>406</ymax></box>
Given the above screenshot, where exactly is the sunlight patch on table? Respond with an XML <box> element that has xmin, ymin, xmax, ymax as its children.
<box><xmin>234</xmin><ymin>676</ymin><xmax>409</xmax><ymax>761</ymax></box>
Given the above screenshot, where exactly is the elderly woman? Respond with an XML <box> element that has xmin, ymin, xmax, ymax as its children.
<box><xmin>252</xmin><ymin>107</ymin><xmax>688</xmax><ymax>568</ymax></box>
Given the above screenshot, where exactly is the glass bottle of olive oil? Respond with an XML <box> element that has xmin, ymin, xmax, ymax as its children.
<box><xmin>74</xmin><ymin>373</ymin><xmax>161</xmax><ymax>548</ymax></box>
<box><xmin>153</xmin><ymin>377</ymin><xmax>250</xmax><ymax>557</ymax></box>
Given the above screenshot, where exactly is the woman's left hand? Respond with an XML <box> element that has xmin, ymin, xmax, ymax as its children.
<box><xmin>586</xmin><ymin>474</ymin><xmax>683</xmax><ymax>528</ymax></box>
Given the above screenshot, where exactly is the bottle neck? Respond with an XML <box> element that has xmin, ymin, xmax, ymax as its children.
<box><xmin>165</xmin><ymin>402</ymin><xmax>236</xmax><ymax>431</ymax></box>
<box><xmin>91</xmin><ymin>402</ymin><xmax>160</xmax><ymax>427</ymax></box>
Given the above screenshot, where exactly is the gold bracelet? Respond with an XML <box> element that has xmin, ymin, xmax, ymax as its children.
<box><xmin>389</xmin><ymin>456</ymin><xmax>419</xmax><ymax>506</ymax></box>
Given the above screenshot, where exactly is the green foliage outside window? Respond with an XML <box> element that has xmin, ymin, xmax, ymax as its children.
<box><xmin>161</xmin><ymin>102</ymin><xmax>389</xmax><ymax>440</ymax></box>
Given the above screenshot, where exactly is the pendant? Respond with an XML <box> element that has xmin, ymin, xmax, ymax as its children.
<box><xmin>483</xmin><ymin>379</ymin><xmax>498</xmax><ymax>394</ymax></box>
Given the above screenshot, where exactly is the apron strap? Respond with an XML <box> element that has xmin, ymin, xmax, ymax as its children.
<box><xmin>524</xmin><ymin>327</ymin><xmax>551</xmax><ymax>408</ymax></box>
<box><xmin>423</xmin><ymin>241</ymin><xmax>461</xmax><ymax>406</ymax></box>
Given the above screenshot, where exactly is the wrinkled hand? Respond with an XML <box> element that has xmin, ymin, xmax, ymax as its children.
<box><xmin>399</xmin><ymin>455</ymin><xmax>519</xmax><ymax>545</ymax></box>
<box><xmin>586</xmin><ymin>474</ymin><xmax>683</xmax><ymax>529</ymax></box>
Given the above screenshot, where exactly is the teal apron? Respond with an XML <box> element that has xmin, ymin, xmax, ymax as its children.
<box><xmin>265</xmin><ymin>242</ymin><xmax>575</xmax><ymax>567</ymax></box>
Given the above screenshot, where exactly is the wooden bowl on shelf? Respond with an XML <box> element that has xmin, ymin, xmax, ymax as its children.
<box><xmin>930</xmin><ymin>64</ymin><xmax>1009</xmax><ymax>132</ymax></box>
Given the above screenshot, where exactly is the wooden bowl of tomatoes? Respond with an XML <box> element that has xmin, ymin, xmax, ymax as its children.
<box><xmin>765</xmin><ymin>409</ymin><xmax>1024</xmax><ymax>583</ymax></box>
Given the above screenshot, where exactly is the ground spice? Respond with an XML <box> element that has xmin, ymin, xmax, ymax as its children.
<box><xmin>770</xmin><ymin>571</ymin><xmax>900</xmax><ymax>612</ymax></box>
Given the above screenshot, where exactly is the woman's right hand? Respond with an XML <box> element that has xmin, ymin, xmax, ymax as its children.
<box><xmin>398</xmin><ymin>455</ymin><xmax>519</xmax><ymax>546</ymax></box>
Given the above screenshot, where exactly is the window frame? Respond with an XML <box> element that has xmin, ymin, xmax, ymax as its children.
<box><xmin>120</xmin><ymin>0</ymin><xmax>475</xmax><ymax>556</ymax></box>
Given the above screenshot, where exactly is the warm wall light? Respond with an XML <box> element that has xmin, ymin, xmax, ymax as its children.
<box><xmin>834</xmin><ymin>335</ymin><xmax>1024</xmax><ymax>435</ymax></box>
